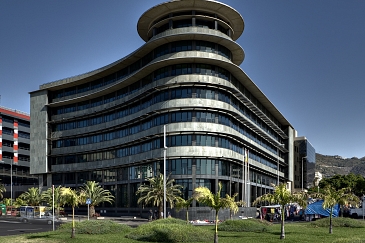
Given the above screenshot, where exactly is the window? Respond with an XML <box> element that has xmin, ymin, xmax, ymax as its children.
<box><xmin>154</xmin><ymin>67</ymin><xmax>170</xmax><ymax>81</ymax></box>
<box><xmin>173</xmin><ymin>19</ymin><xmax>192</xmax><ymax>28</ymax></box>
<box><xmin>196</xmin><ymin>159</ymin><xmax>215</xmax><ymax>175</ymax></box>
<box><xmin>171</xmin><ymin>64</ymin><xmax>192</xmax><ymax>76</ymax></box>
<box><xmin>196</xmin><ymin>40</ymin><xmax>216</xmax><ymax>52</ymax></box>
<box><xmin>155</xmin><ymin>43</ymin><xmax>169</xmax><ymax>58</ymax></box>
<box><xmin>196</xmin><ymin>64</ymin><xmax>214</xmax><ymax>75</ymax></box>
<box><xmin>171</xmin><ymin>41</ymin><xmax>192</xmax><ymax>52</ymax></box>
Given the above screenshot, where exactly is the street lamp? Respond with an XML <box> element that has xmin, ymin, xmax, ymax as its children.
<box><xmin>302</xmin><ymin>156</ymin><xmax>307</xmax><ymax>191</ymax></box>
<box><xmin>277</xmin><ymin>144</ymin><xmax>285</xmax><ymax>185</ymax></box>
<box><xmin>163</xmin><ymin>125</ymin><xmax>168</xmax><ymax>219</ymax></box>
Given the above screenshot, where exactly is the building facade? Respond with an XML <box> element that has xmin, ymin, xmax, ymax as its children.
<box><xmin>294</xmin><ymin>136</ymin><xmax>316</xmax><ymax>190</ymax></box>
<box><xmin>30</xmin><ymin>0</ymin><xmax>297</xmax><ymax>216</ymax></box>
<box><xmin>0</xmin><ymin>106</ymin><xmax>38</xmax><ymax>200</ymax></box>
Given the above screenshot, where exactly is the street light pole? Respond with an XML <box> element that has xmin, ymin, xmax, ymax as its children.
<box><xmin>302</xmin><ymin>156</ymin><xmax>307</xmax><ymax>191</ymax></box>
<box><xmin>10</xmin><ymin>160</ymin><xmax>13</xmax><ymax>206</ymax></box>
<box><xmin>163</xmin><ymin>125</ymin><xmax>167</xmax><ymax>219</ymax></box>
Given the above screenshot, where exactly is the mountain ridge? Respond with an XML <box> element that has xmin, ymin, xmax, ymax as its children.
<box><xmin>315</xmin><ymin>153</ymin><xmax>365</xmax><ymax>178</ymax></box>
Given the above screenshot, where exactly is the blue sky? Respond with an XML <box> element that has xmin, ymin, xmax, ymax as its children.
<box><xmin>0</xmin><ymin>0</ymin><xmax>364</xmax><ymax>158</ymax></box>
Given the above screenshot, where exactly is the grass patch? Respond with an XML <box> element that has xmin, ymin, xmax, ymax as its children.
<box><xmin>310</xmin><ymin>217</ymin><xmax>365</xmax><ymax>228</ymax></box>
<box><xmin>58</xmin><ymin>219</ymin><xmax>132</xmax><ymax>234</ymax></box>
<box><xmin>2</xmin><ymin>219</ymin><xmax>365</xmax><ymax>243</ymax></box>
<box><xmin>125</xmin><ymin>218</ymin><xmax>213</xmax><ymax>242</ymax></box>
<box><xmin>218</xmin><ymin>219</ymin><xmax>272</xmax><ymax>232</ymax></box>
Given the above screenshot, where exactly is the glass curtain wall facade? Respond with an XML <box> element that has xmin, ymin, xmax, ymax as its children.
<box><xmin>294</xmin><ymin>136</ymin><xmax>316</xmax><ymax>190</ymax></box>
<box><xmin>30</xmin><ymin>0</ymin><xmax>295</xmax><ymax>216</ymax></box>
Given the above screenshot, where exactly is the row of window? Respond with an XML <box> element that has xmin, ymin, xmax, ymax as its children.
<box><xmin>0</xmin><ymin>116</ymin><xmax>30</xmax><ymax>128</ymax></box>
<box><xmin>52</xmin><ymin>63</ymin><xmax>231</xmax><ymax>115</ymax></box>
<box><xmin>51</xmin><ymin>135</ymin><xmax>279</xmax><ymax>170</ymax></box>
<box><xmin>53</xmin><ymin>110</ymin><xmax>277</xmax><ymax>153</ymax></box>
<box><xmin>51</xmin><ymin>166</ymin><xmax>277</xmax><ymax>202</ymax></box>
<box><xmin>52</xmin><ymin>86</ymin><xmax>280</xmax><ymax>142</ymax></box>
<box><xmin>1</xmin><ymin>151</ymin><xmax>30</xmax><ymax>162</ymax></box>
<box><xmin>153</xmin><ymin>17</ymin><xmax>229</xmax><ymax>38</ymax></box>
<box><xmin>51</xmin><ymin>40</ymin><xmax>231</xmax><ymax>101</ymax></box>
<box><xmin>153</xmin><ymin>10</ymin><xmax>228</xmax><ymax>26</ymax></box>
<box><xmin>51</xmin><ymin>62</ymin><xmax>281</xmax><ymax>130</ymax></box>
<box><xmin>2</xmin><ymin>140</ymin><xmax>30</xmax><ymax>150</ymax></box>
<box><xmin>1</xmin><ymin>128</ymin><xmax>30</xmax><ymax>139</ymax></box>
<box><xmin>53</xmin><ymin>159</ymin><xmax>230</xmax><ymax>186</ymax></box>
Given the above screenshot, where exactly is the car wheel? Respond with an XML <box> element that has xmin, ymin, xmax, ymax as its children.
<box><xmin>22</xmin><ymin>218</ymin><xmax>28</xmax><ymax>223</ymax></box>
<box><xmin>47</xmin><ymin>220</ymin><xmax>52</xmax><ymax>225</ymax></box>
<box><xmin>352</xmin><ymin>213</ymin><xmax>358</xmax><ymax>218</ymax></box>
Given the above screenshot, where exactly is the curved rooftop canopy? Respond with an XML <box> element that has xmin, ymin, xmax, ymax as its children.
<box><xmin>137</xmin><ymin>0</ymin><xmax>244</xmax><ymax>42</ymax></box>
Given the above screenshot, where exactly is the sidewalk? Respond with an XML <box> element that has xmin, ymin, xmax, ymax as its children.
<box><xmin>59</xmin><ymin>215</ymin><xmax>148</xmax><ymax>227</ymax></box>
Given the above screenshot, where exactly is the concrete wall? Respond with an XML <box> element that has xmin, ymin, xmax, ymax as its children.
<box><xmin>30</xmin><ymin>90</ymin><xmax>49</xmax><ymax>174</ymax></box>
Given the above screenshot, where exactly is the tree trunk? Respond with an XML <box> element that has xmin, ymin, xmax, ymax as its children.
<box><xmin>186</xmin><ymin>209</ymin><xmax>189</xmax><ymax>224</ymax></box>
<box><xmin>71</xmin><ymin>207</ymin><xmax>75</xmax><ymax>238</ymax></box>
<box><xmin>214</xmin><ymin>210</ymin><xmax>219</xmax><ymax>243</ymax></box>
<box><xmin>280</xmin><ymin>206</ymin><xmax>285</xmax><ymax>239</ymax></box>
<box><xmin>159</xmin><ymin>204</ymin><xmax>163</xmax><ymax>219</ymax></box>
<box><xmin>90</xmin><ymin>205</ymin><xmax>95</xmax><ymax>218</ymax></box>
<box><xmin>329</xmin><ymin>207</ymin><xmax>333</xmax><ymax>234</ymax></box>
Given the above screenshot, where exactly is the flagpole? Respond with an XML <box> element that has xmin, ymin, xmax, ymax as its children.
<box><xmin>245</xmin><ymin>149</ymin><xmax>248</xmax><ymax>207</ymax></box>
<box><xmin>243</xmin><ymin>149</ymin><xmax>247</xmax><ymax>203</ymax></box>
<box><xmin>247</xmin><ymin>150</ymin><xmax>250</xmax><ymax>207</ymax></box>
<box><xmin>242</xmin><ymin>148</ymin><xmax>244</xmax><ymax>202</ymax></box>
<box><xmin>52</xmin><ymin>185</ymin><xmax>55</xmax><ymax>231</ymax></box>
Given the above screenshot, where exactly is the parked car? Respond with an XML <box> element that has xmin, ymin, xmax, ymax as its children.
<box><xmin>19</xmin><ymin>214</ymin><xmax>61</xmax><ymax>225</ymax></box>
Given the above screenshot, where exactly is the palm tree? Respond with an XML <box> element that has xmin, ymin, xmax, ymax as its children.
<box><xmin>79</xmin><ymin>181</ymin><xmax>114</xmax><ymax>218</ymax></box>
<box><xmin>18</xmin><ymin>187</ymin><xmax>43</xmax><ymax>206</ymax></box>
<box><xmin>253</xmin><ymin>183</ymin><xmax>308</xmax><ymax>240</ymax></box>
<box><xmin>175</xmin><ymin>197</ymin><xmax>194</xmax><ymax>223</ymax></box>
<box><xmin>193</xmin><ymin>182</ymin><xmax>238</xmax><ymax>243</ymax></box>
<box><xmin>61</xmin><ymin>187</ymin><xmax>83</xmax><ymax>238</ymax></box>
<box><xmin>231</xmin><ymin>200</ymin><xmax>245</xmax><ymax>219</ymax></box>
<box><xmin>315</xmin><ymin>186</ymin><xmax>359</xmax><ymax>234</ymax></box>
<box><xmin>0</xmin><ymin>181</ymin><xmax>5</xmax><ymax>199</ymax></box>
<box><xmin>1</xmin><ymin>198</ymin><xmax>12</xmax><ymax>206</ymax></box>
<box><xmin>42</xmin><ymin>186</ymin><xmax>67</xmax><ymax>217</ymax></box>
<box><xmin>136</xmin><ymin>174</ymin><xmax>182</xmax><ymax>219</ymax></box>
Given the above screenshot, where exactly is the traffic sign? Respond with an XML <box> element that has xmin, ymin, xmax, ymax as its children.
<box><xmin>86</xmin><ymin>198</ymin><xmax>91</xmax><ymax>205</ymax></box>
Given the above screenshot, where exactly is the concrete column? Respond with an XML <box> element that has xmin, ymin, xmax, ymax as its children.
<box><xmin>192</xmin><ymin>161</ymin><xmax>196</xmax><ymax>207</ymax></box>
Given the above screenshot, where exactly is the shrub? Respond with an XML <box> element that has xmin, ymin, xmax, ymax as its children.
<box><xmin>310</xmin><ymin>217</ymin><xmax>365</xmax><ymax>228</ymax></box>
<box><xmin>126</xmin><ymin>218</ymin><xmax>213</xmax><ymax>242</ymax></box>
<box><xmin>58</xmin><ymin>220</ymin><xmax>132</xmax><ymax>234</ymax></box>
<box><xmin>218</xmin><ymin>219</ymin><xmax>271</xmax><ymax>232</ymax></box>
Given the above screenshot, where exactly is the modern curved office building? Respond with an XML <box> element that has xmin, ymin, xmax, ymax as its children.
<box><xmin>30</xmin><ymin>0</ymin><xmax>295</xmax><ymax>216</ymax></box>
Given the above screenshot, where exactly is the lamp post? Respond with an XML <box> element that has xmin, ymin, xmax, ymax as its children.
<box><xmin>163</xmin><ymin>125</ymin><xmax>167</xmax><ymax>219</ymax></box>
<box><xmin>10</xmin><ymin>160</ymin><xmax>13</xmax><ymax>206</ymax></box>
<box><xmin>301</xmin><ymin>156</ymin><xmax>307</xmax><ymax>191</ymax></box>
<box><xmin>277</xmin><ymin>144</ymin><xmax>285</xmax><ymax>185</ymax></box>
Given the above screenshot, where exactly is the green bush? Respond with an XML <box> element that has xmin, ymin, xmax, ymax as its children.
<box><xmin>126</xmin><ymin>218</ymin><xmax>213</xmax><ymax>242</ymax></box>
<box><xmin>58</xmin><ymin>219</ymin><xmax>132</xmax><ymax>234</ymax></box>
<box><xmin>310</xmin><ymin>217</ymin><xmax>365</xmax><ymax>228</ymax></box>
<box><xmin>218</xmin><ymin>219</ymin><xmax>271</xmax><ymax>232</ymax></box>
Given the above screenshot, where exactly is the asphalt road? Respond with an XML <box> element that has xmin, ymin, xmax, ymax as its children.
<box><xmin>0</xmin><ymin>217</ymin><xmax>60</xmax><ymax>236</ymax></box>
